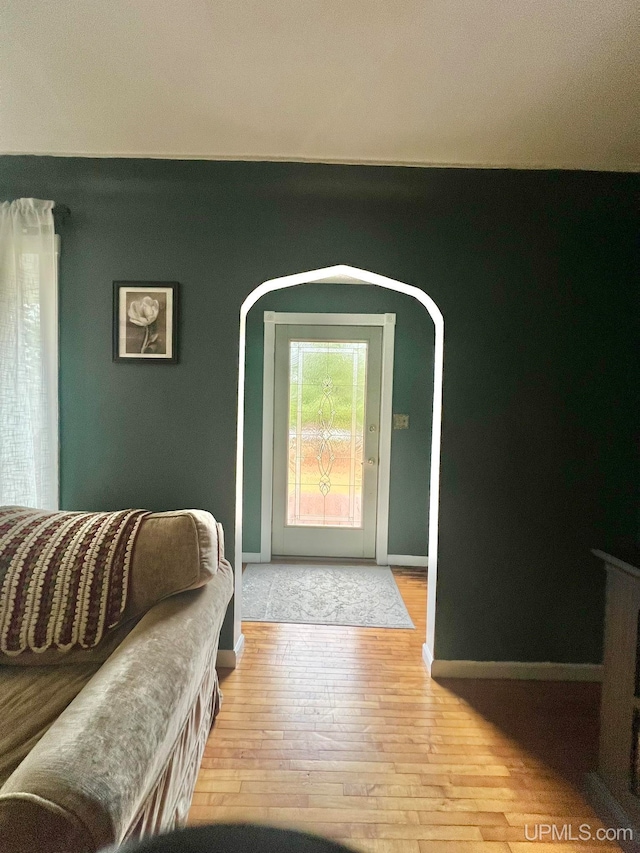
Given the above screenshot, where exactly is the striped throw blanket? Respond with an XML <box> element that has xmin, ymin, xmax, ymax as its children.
<box><xmin>0</xmin><ymin>506</ymin><xmax>148</xmax><ymax>655</ymax></box>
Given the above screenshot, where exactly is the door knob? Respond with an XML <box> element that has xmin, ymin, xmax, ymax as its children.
<box><xmin>367</xmin><ymin>458</ymin><xmax>375</xmax><ymax>465</ymax></box>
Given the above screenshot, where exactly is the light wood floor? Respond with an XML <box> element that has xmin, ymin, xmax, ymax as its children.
<box><xmin>189</xmin><ymin>568</ymin><xmax>618</xmax><ymax>853</ymax></box>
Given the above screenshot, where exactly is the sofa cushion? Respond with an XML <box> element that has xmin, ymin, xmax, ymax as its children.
<box><xmin>0</xmin><ymin>663</ymin><xmax>101</xmax><ymax>787</ymax></box>
<box><xmin>0</xmin><ymin>509</ymin><xmax>221</xmax><ymax>666</ymax></box>
<box><xmin>125</xmin><ymin>510</ymin><xmax>220</xmax><ymax>618</ymax></box>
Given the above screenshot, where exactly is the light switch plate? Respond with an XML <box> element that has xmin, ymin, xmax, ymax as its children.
<box><xmin>393</xmin><ymin>414</ymin><xmax>409</xmax><ymax>430</ymax></box>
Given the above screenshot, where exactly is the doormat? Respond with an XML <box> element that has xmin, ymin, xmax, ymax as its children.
<box><xmin>242</xmin><ymin>563</ymin><xmax>415</xmax><ymax>629</ymax></box>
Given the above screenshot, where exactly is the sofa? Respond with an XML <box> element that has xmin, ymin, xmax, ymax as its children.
<box><xmin>0</xmin><ymin>507</ymin><xmax>234</xmax><ymax>853</ymax></box>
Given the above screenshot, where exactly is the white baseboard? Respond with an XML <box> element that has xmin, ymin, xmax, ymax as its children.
<box><xmin>216</xmin><ymin>633</ymin><xmax>245</xmax><ymax>669</ymax></box>
<box><xmin>422</xmin><ymin>643</ymin><xmax>435</xmax><ymax>675</ymax></box>
<box><xmin>387</xmin><ymin>554</ymin><xmax>428</xmax><ymax>567</ymax></box>
<box><xmin>244</xmin><ymin>552</ymin><xmax>428</xmax><ymax>566</ymax></box>
<box><xmin>584</xmin><ymin>772</ymin><xmax>639</xmax><ymax>853</ymax></box>
<box><xmin>423</xmin><ymin>656</ymin><xmax>603</xmax><ymax>681</ymax></box>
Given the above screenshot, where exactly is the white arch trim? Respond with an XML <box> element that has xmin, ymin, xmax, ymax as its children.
<box><xmin>234</xmin><ymin>264</ymin><xmax>444</xmax><ymax>664</ymax></box>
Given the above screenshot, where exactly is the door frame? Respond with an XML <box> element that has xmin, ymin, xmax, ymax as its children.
<box><xmin>258</xmin><ymin>311</ymin><xmax>396</xmax><ymax>564</ymax></box>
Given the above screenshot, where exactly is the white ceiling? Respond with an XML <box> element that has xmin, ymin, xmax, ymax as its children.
<box><xmin>1</xmin><ymin>0</ymin><xmax>638</xmax><ymax>170</ymax></box>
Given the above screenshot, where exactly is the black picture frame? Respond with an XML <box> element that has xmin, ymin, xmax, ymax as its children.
<box><xmin>113</xmin><ymin>281</ymin><xmax>179</xmax><ymax>363</ymax></box>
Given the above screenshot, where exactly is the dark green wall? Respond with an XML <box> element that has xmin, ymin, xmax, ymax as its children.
<box><xmin>1</xmin><ymin>157</ymin><xmax>637</xmax><ymax>660</ymax></box>
<box><xmin>242</xmin><ymin>284</ymin><xmax>434</xmax><ymax>555</ymax></box>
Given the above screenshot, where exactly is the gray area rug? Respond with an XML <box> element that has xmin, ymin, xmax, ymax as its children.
<box><xmin>242</xmin><ymin>564</ymin><xmax>414</xmax><ymax>629</ymax></box>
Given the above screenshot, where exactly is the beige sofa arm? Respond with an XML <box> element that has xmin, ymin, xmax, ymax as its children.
<box><xmin>0</xmin><ymin>561</ymin><xmax>233</xmax><ymax>853</ymax></box>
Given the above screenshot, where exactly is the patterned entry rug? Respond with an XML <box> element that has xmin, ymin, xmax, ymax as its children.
<box><xmin>242</xmin><ymin>564</ymin><xmax>415</xmax><ymax>629</ymax></box>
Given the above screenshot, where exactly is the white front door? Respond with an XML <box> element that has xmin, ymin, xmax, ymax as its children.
<box><xmin>271</xmin><ymin>324</ymin><xmax>383</xmax><ymax>558</ymax></box>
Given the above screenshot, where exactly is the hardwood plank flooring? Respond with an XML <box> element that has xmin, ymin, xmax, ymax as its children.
<box><xmin>190</xmin><ymin>567</ymin><xmax>617</xmax><ymax>852</ymax></box>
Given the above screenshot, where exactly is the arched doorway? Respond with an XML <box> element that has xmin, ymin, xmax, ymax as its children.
<box><xmin>234</xmin><ymin>265</ymin><xmax>444</xmax><ymax>668</ymax></box>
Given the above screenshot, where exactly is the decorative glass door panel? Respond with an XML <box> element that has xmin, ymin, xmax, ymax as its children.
<box><xmin>272</xmin><ymin>324</ymin><xmax>382</xmax><ymax>559</ymax></box>
<box><xmin>288</xmin><ymin>340</ymin><xmax>366</xmax><ymax>528</ymax></box>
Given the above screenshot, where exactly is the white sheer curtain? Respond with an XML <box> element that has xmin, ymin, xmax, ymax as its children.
<box><xmin>0</xmin><ymin>198</ymin><xmax>58</xmax><ymax>509</ymax></box>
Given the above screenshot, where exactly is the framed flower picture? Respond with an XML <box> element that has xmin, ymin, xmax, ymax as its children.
<box><xmin>113</xmin><ymin>282</ymin><xmax>179</xmax><ymax>363</ymax></box>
